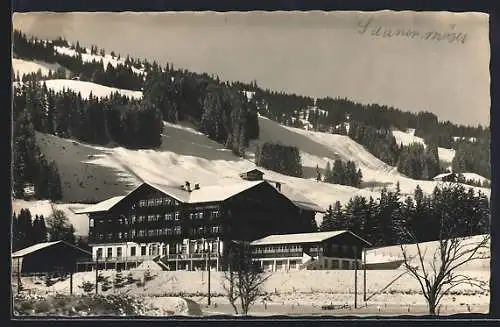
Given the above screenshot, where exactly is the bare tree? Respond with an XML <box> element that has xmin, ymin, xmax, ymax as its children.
<box><xmin>222</xmin><ymin>242</ymin><xmax>271</xmax><ymax>315</ymax></box>
<box><xmin>400</xmin><ymin>228</ymin><xmax>489</xmax><ymax>315</ymax></box>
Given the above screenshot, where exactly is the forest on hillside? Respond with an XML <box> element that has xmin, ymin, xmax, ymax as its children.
<box><xmin>12</xmin><ymin>30</ymin><xmax>490</xmax><ymax>202</ymax></box>
<box><xmin>320</xmin><ymin>183</ymin><xmax>490</xmax><ymax>247</ymax></box>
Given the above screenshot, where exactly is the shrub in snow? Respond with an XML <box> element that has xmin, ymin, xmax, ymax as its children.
<box><xmin>79</xmin><ymin>281</ymin><xmax>94</xmax><ymax>293</ymax></box>
<box><xmin>14</xmin><ymin>293</ymin><xmax>159</xmax><ymax>316</ymax></box>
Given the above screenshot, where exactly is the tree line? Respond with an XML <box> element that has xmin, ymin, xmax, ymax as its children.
<box><xmin>320</xmin><ymin>159</ymin><xmax>363</xmax><ymax>188</ymax></box>
<box><xmin>12</xmin><ymin>208</ymin><xmax>77</xmax><ymax>251</ymax></box>
<box><xmin>143</xmin><ymin>70</ymin><xmax>260</xmax><ymax>156</ymax></box>
<box><xmin>14</xmin><ymin>79</ymin><xmax>163</xmax><ymax>149</ymax></box>
<box><xmin>13</xmin><ymin>30</ymin><xmax>144</xmax><ymax>91</ymax></box>
<box><xmin>12</xmin><ymin>100</ymin><xmax>63</xmax><ymax>200</ymax></box>
<box><xmin>320</xmin><ymin>182</ymin><xmax>490</xmax><ymax>247</ymax></box>
<box><xmin>397</xmin><ymin>142</ymin><xmax>441</xmax><ymax>180</ymax></box>
<box><xmin>13</xmin><ymin>30</ymin><xmax>260</xmax><ymax>157</ymax></box>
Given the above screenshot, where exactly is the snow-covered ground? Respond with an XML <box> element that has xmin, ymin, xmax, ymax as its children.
<box><xmin>54</xmin><ymin>46</ymin><xmax>145</xmax><ymax>75</ymax></box>
<box><xmin>462</xmin><ymin>173</ymin><xmax>490</xmax><ymax>184</ymax></box>
<box><xmin>391</xmin><ymin>129</ymin><xmax>456</xmax><ymax>168</ymax></box>
<box><xmin>12</xmin><ymin>199</ymin><xmax>90</xmax><ymax>236</ymax></box>
<box><xmin>43</xmin><ymin>79</ymin><xmax>143</xmax><ymax>100</ymax></box>
<box><xmin>366</xmin><ymin>234</ymin><xmax>490</xmax><ymax>271</ymax></box>
<box><xmin>12</xmin><ymin>58</ymin><xmax>70</xmax><ymax>78</ymax></box>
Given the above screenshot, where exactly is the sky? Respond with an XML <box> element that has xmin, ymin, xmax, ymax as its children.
<box><xmin>12</xmin><ymin>11</ymin><xmax>490</xmax><ymax>126</ymax></box>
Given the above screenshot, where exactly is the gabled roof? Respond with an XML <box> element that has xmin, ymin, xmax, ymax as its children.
<box><xmin>292</xmin><ymin>200</ymin><xmax>326</xmax><ymax>213</ymax></box>
<box><xmin>75</xmin><ymin>180</ymin><xmax>269</xmax><ymax>214</ymax></box>
<box><xmin>74</xmin><ymin>196</ymin><xmax>125</xmax><ymax>214</ymax></box>
<box><xmin>250</xmin><ymin>230</ymin><xmax>371</xmax><ymax>247</ymax></box>
<box><xmin>240</xmin><ymin>168</ymin><xmax>264</xmax><ymax>175</ymax></box>
<box><xmin>12</xmin><ymin>241</ymin><xmax>92</xmax><ymax>258</ymax></box>
<box><xmin>432</xmin><ymin>172</ymin><xmax>456</xmax><ymax>181</ymax></box>
<box><xmin>149</xmin><ymin>180</ymin><xmax>266</xmax><ymax>204</ymax></box>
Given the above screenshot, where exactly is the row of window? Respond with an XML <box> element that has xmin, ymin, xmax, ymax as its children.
<box><xmin>90</xmin><ymin>210</ymin><xmax>221</xmax><ymax>227</ymax></box>
<box><xmin>189</xmin><ymin>225</ymin><xmax>221</xmax><ymax>236</ymax></box>
<box><xmin>138</xmin><ymin>197</ymin><xmax>179</xmax><ymax>208</ymax></box>
<box><xmin>253</xmin><ymin>244</ymin><xmax>304</xmax><ymax>254</ymax></box>
<box><xmin>96</xmin><ymin>244</ymin><xmax>162</xmax><ymax>259</ymax></box>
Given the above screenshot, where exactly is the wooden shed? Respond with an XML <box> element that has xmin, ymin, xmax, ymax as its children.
<box><xmin>12</xmin><ymin>241</ymin><xmax>92</xmax><ymax>275</ymax></box>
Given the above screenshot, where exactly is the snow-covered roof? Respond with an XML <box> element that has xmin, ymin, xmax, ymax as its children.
<box><xmin>292</xmin><ymin>200</ymin><xmax>326</xmax><ymax>213</ymax></box>
<box><xmin>74</xmin><ymin>196</ymin><xmax>125</xmax><ymax>214</ymax></box>
<box><xmin>11</xmin><ymin>241</ymin><xmax>91</xmax><ymax>258</ymax></box>
<box><xmin>250</xmin><ymin>230</ymin><xmax>371</xmax><ymax>246</ymax></box>
<box><xmin>149</xmin><ymin>180</ymin><xmax>265</xmax><ymax>204</ymax></box>
<box><xmin>432</xmin><ymin>172</ymin><xmax>455</xmax><ymax>181</ymax></box>
<box><xmin>75</xmin><ymin>179</ymin><xmax>324</xmax><ymax>214</ymax></box>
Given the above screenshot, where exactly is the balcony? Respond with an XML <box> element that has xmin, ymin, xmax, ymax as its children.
<box><xmin>161</xmin><ymin>252</ymin><xmax>220</xmax><ymax>260</ymax></box>
<box><xmin>78</xmin><ymin>255</ymin><xmax>159</xmax><ymax>264</ymax></box>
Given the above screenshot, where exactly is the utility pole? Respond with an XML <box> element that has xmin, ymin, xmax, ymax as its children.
<box><xmin>70</xmin><ymin>269</ymin><xmax>74</xmax><ymax>295</ymax></box>
<box><xmin>95</xmin><ymin>257</ymin><xmax>99</xmax><ymax>294</ymax></box>
<box><xmin>363</xmin><ymin>247</ymin><xmax>367</xmax><ymax>302</ymax></box>
<box><xmin>17</xmin><ymin>257</ymin><xmax>21</xmax><ymax>294</ymax></box>
<box><xmin>204</xmin><ymin>239</ymin><xmax>211</xmax><ymax>306</ymax></box>
<box><xmin>354</xmin><ymin>257</ymin><xmax>358</xmax><ymax>309</ymax></box>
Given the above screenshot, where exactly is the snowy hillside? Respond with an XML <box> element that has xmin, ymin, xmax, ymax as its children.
<box><xmin>12</xmin><ymin>199</ymin><xmax>90</xmax><ymax>236</ymax></box>
<box><xmin>391</xmin><ymin>129</ymin><xmax>456</xmax><ymax>168</ymax></box>
<box><xmin>12</xmin><ymin>58</ymin><xmax>490</xmax><ymax>228</ymax></box>
<box><xmin>12</xmin><ymin>58</ymin><xmax>69</xmax><ymax>78</ymax></box>
<box><xmin>366</xmin><ymin>234</ymin><xmax>490</xmax><ymax>271</ymax></box>
<box><xmin>54</xmin><ymin>46</ymin><xmax>145</xmax><ymax>76</ymax></box>
<box><xmin>462</xmin><ymin>173</ymin><xmax>490</xmax><ymax>185</ymax></box>
<box><xmin>43</xmin><ymin>79</ymin><xmax>143</xmax><ymax>100</ymax></box>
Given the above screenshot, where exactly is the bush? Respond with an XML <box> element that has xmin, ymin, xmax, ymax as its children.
<box><xmin>143</xmin><ymin>269</ymin><xmax>154</xmax><ymax>282</ymax></box>
<box><xmin>114</xmin><ymin>272</ymin><xmax>125</xmax><ymax>289</ymax></box>
<box><xmin>79</xmin><ymin>281</ymin><xmax>95</xmax><ymax>293</ymax></box>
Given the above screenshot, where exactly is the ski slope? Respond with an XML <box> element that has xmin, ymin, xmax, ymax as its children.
<box><xmin>12</xmin><ymin>58</ymin><xmax>69</xmax><ymax>78</ymax></box>
<box><xmin>43</xmin><ymin>79</ymin><xmax>143</xmax><ymax>100</ymax></box>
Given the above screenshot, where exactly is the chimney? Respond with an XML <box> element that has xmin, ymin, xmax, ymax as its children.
<box><xmin>275</xmin><ymin>182</ymin><xmax>281</xmax><ymax>192</ymax></box>
<box><xmin>185</xmin><ymin>181</ymin><xmax>191</xmax><ymax>192</ymax></box>
<box><xmin>194</xmin><ymin>183</ymin><xmax>200</xmax><ymax>190</ymax></box>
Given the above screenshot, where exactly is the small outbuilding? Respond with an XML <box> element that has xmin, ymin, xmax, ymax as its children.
<box><xmin>11</xmin><ymin>241</ymin><xmax>92</xmax><ymax>276</ymax></box>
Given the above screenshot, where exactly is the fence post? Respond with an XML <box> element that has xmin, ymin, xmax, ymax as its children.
<box><xmin>70</xmin><ymin>270</ymin><xmax>73</xmax><ymax>295</ymax></box>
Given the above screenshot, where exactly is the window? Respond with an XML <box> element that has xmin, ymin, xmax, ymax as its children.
<box><xmin>211</xmin><ymin>210</ymin><xmax>220</xmax><ymax>219</ymax></box>
<box><xmin>131</xmin><ymin>247</ymin><xmax>136</xmax><ymax>256</ymax></box>
<box><xmin>107</xmin><ymin>248</ymin><xmax>113</xmax><ymax>258</ymax></box>
<box><xmin>148</xmin><ymin>214</ymin><xmax>155</xmax><ymax>222</ymax></box>
<box><xmin>198</xmin><ymin>212</ymin><xmax>204</xmax><ymax>219</ymax></box>
<box><xmin>139</xmin><ymin>200</ymin><xmax>146</xmax><ymax>207</ymax></box>
<box><xmin>174</xmin><ymin>212</ymin><xmax>180</xmax><ymax>221</ymax></box>
<box><xmin>211</xmin><ymin>225</ymin><xmax>220</xmax><ymax>234</ymax></box>
<box><xmin>131</xmin><ymin>229</ymin><xmax>136</xmax><ymax>237</ymax></box>
<box><xmin>98</xmin><ymin>233</ymin><xmax>104</xmax><ymax>241</ymax></box>
<box><xmin>96</xmin><ymin>248</ymin><xmax>103</xmax><ymax>259</ymax></box>
<box><xmin>141</xmin><ymin>246</ymin><xmax>147</xmax><ymax>256</ymax></box>
<box><xmin>197</xmin><ymin>226</ymin><xmax>204</xmax><ymax>234</ymax></box>
<box><xmin>107</xmin><ymin>233</ymin><xmax>113</xmax><ymax>240</ymax></box>
<box><xmin>189</xmin><ymin>213</ymin><xmax>195</xmax><ymax>220</ymax></box>
<box><xmin>131</xmin><ymin>215</ymin><xmax>136</xmax><ymax>224</ymax></box>
<box><xmin>118</xmin><ymin>232</ymin><xmax>123</xmax><ymax>240</ymax></box>
<box><xmin>165</xmin><ymin>213</ymin><xmax>172</xmax><ymax>221</ymax></box>
<box><xmin>89</xmin><ymin>219</ymin><xmax>94</xmax><ymax>227</ymax></box>
<box><xmin>165</xmin><ymin>227</ymin><xmax>173</xmax><ymax>235</ymax></box>
<box><xmin>174</xmin><ymin>226</ymin><xmax>181</xmax><ymax>235</ymax></box>
<box><xmin>331</xmin><ymin>260</ymin><xmax>339</xmax><ymax>269</ymax></box>
<box><xmin>117</xmin><ymin>247</ymin><xmax>123</xmax><ymax>257</ymax></box>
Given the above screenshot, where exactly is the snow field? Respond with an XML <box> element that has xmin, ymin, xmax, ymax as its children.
<box><xmin>12</xmin><ymin>58</ymin><xmax>70</xmax><ymax>78</ymax></box>
<box><xmin>43</xmin><ymin>79</ymin><xmax>143</xmax><ymax>100</ymax></box>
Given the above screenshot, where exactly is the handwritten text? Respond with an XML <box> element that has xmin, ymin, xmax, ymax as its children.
<box><xmin>357</xmin><ymin>17</ymin><xmax>468</xmax><ymax>44</ymax></box>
